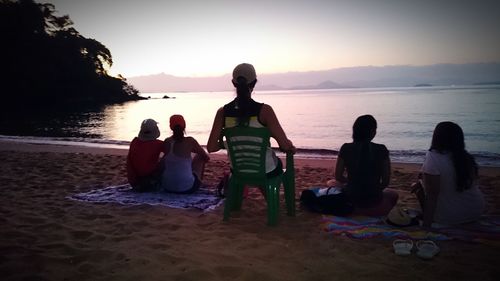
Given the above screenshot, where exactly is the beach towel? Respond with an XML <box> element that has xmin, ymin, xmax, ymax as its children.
<box><xmin>68</xmin><ymin>184</ymin><xmax>224</xmax><ymax>211</ymax></box>
<box><xmin>321</xmin><ymin>215</ymin><xmax>500</xmax><ymax>244</ymax></box>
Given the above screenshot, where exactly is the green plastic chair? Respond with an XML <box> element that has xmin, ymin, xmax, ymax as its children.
<box><xmin>222</xmin><ymin>126</ymin><xmax>295</xmax><ymax>226</ymax></box>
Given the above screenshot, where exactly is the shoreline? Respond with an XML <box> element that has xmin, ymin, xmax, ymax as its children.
<box><xmin>0</xmin><ymin>139</ymin><xmax>334</xmax><ymax>169</ymax></box>
<box><xmin>1</xmin><ymin>139</ymin><xmax>500</xmax><ymax>175</ymax></box>
<box><xmin>2</xmin><ymin>135</ymin><xmax>499</xmax><ymax>167</ymax></box>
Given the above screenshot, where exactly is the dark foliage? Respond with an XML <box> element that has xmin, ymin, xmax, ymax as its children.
<box><xmin>0</xmin><ymin>0</ymin><xmax>142</xmax><ymax>108</ymax></box>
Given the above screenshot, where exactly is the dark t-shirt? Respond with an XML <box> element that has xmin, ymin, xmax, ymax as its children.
<box><xmin>338</xmin><ymin>142</ymin><xmax>389</xmax><ymax>207</ymax></box>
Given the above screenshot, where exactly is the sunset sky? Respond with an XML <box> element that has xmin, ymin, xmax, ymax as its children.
<box><xmin>42</xmin><ymin>0</ymin><xmax>500</xmax><ymax>78</ymax></box>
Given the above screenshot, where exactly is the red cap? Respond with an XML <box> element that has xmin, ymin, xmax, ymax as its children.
<box><xmin>169</xmin><ymin>114</ymin><xmax>186</xmax><ymax>130</ymax></box>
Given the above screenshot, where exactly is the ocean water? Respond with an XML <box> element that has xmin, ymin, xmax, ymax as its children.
<box><xmin>1</xmin><ymin>85</ymin><xmax>499</xmax><ymax>165</ymax></box>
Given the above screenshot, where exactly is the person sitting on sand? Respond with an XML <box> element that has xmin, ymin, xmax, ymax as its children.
<box><xmin>412</xmin><ymin>121</ymin><xmax>485</xmax><ymax>228</ymax></box>
<box><xmin>160</xmin><ymin>114</ymin><xmax>210</xmax><ymax>194</ymax></box>
<box><xmin>206</xmin><ymin>63</ymin><xmax>296</xmax><ymax>176</ymax></box>
<box><xmin>334</xmin><ymin>114</ymin><xmax>398</xmax><ymax>216</ymax></box>
<box><xmin>127</xmin><ymin>118</ymin><xmax>166</xmax><ymax>192</ymax></box>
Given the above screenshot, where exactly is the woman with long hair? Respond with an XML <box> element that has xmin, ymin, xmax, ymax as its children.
<box><xmin>207</xmin><ymin>63</ymin><xmax>295</xmax><ymax>173</ymax></box>
<box><xmin>160</xmin><ymin>114</ymin><xmax>210</xmax><ymax>193</ymax></box>
<box><xmin>417</xmin><ymin>121</ymin><xmax>484</xmax><ymax>227</ymax></box>
<box><xmin>335</xmin><ymin>114</ymin><xmax>398</xmax><ymax>216</ymax></box>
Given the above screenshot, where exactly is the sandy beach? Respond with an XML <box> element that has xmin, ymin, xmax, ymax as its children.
<box><xmin>0</xmin><ymin>140</ymin><xmax>499</xmax><ymax>281</ymax></box>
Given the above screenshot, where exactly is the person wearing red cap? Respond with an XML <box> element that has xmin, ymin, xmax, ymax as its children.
<box><xmin>207</xmin><ymin>63</ymin><xmax>295</xmax><ymax>176</ymax></box>
<box><xmin>160</xmin><ymin>114</ymin><xmax>210</xmax><ymax>193</ymax></box>
<box><xmin>127</xmin><ymin>118</ymin><xmax>166</xmax><ymax>192</ymax></box>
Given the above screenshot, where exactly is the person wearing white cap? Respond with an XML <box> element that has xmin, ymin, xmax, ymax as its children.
<box><xmin>207</xmin><ymin>63</ymin><xmax>295</xmax><ymax>176</ymax></box>
<box><xmin>127</xmin><ymin>118</ymin><xmax>166</xmax><ymax>191</ymax></box>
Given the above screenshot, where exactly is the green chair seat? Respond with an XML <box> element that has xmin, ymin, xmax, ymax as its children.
<box><xmin>223</xmin><ymin>126</ymin><xmax>295</xmax><ymax>226</ymax></box>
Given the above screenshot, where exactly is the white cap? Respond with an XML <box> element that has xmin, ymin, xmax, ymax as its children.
<box><xmin>232</xmin><ymin>63</ymin><xmax>256</xmax><ymax>84</ymax></box>
<box><xmin>138</xmin><ymin>118</ymin><xmax>160</xmax><ymax>141</ymax></box>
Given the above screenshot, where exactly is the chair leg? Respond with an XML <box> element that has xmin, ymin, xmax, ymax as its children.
<box><xmin>283</xmin><ymin>175</ymin><xmax>296</xmax><ymax>217</ymax></box>
<box><xmin>266</xmin><ymin>184</ymin><xmax>279</xmax><ymax>226</ymax></box>
<box><xmin>224</xmin><ymin>176</ymin><xmax>239</xmax><ymax>221</ymax></box>
<box><xmin>223</xmin><ymin>189</ymin><xmax>232</xmax><ymax>221</ymax></box>
<box><xmin>233</xmin><ymin>182</ymin><xmax>245</xmax><ymax>211</ymax></box>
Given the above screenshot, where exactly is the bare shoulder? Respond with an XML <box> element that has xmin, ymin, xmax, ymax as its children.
<box><xmin>164</xmin><ymin>137</ymin><xmax>173</xmax><ymax>144</ymax></box>
<box><xmin>261</xmin><ymin>103</ymin><xmax>274</xmax><ymax>112</ymax></box>
<box><xmin>259</xmin><ymin>103</ymin><xmax>275</xmax><ymax>122</ymax></box>
<box><xmin>186</xmin><ymin>136</ymin><xmax>200</xmax><ymax>145</ymax></box>
<box><xmin>216</xmin><ymin>106</ymin><xmax>225</xmax><ymax>117</ymax></box>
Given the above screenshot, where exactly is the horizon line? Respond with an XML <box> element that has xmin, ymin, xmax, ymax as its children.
<box><xmin>120</xmin><ymin>61</ymin><xmax>500</xmax><ymax>79</ymax></box>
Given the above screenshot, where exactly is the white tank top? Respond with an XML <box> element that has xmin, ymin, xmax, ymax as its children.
<box><xmin>160</xmin><ymin>141</ymin><xmax>194</xmax><ymax>192</ymax></box>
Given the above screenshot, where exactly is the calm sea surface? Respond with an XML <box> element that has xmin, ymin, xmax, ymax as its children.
<box><xmin>1</xmin><ymin>86</ymin><xmax>499</xmax><ymax>165</ymax></box>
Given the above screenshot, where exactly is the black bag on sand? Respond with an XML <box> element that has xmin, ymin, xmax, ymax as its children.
<box><xmin>300</xmin><ymin>187</ymin><xmax>354</xmax><ymax>216</ymax></box>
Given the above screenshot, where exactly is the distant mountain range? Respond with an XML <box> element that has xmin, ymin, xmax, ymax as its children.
<box><xmin>126</xmin><ymin>63</ymin><xmax>500</xmax><ymax>93</ymax></box>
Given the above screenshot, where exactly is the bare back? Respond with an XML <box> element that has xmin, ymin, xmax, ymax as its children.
<box><xmin>165</xmin><ymin>136</ymin><xmax>208</xmax><ymax>159</ymax></box>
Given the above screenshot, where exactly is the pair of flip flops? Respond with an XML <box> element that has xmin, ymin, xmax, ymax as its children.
<box><xmin>393</xmin><ymin>239</ymin><xmax>440</xmax><ymax>259</ymax></box>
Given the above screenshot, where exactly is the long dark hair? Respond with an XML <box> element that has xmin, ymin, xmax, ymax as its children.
<box><xmin>352</xmin><ymin>115</ymin><xmax>377</xmax><ymax>142</ymax></box>
<box><xmin>352</xmin><ymin>115</ymin><xmax>378</xmax><ymax>188</ymax></box>
<box><xmin>232</xmin><ymin>77</ymin><xmax>257</xmax><ymax>126</ymax></box>
<box><xmin>172</xmin><ymin>125</ymin><xmax>184</xmax><ymax>141</ymax></box>
<box><xmin>430</xmin><ymin>121</ymin><xmax>478</xmax><ymax>191</ymax></box>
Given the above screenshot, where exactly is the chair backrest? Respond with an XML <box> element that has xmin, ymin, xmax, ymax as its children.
<box><xmin>223</xmin><ymin>126</ymin><xmax>271</xmax><ymax>185</ymax></box>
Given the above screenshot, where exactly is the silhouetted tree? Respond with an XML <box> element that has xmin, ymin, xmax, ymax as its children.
<box><xmin>0</xmin><ymin>0</ymin><xmax>141</xmax><ymax>107</ymax></box>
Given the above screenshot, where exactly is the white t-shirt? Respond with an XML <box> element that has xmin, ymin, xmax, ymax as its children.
<box><xmin>421</xmin><ymin>150</ymin><xmax>485</xmax><ymax>225</ymax></box>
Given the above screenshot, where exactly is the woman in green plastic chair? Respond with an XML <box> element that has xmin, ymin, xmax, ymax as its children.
<box><xmin>207</xmin><ymin>63</ymin><xmax>295</xmax><ymax>175</ymax></box>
